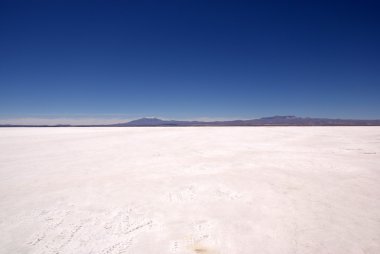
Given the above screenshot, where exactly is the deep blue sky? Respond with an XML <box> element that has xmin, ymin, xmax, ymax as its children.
<box><xmin>1</xmin><ymin>0</ymin><xmax>380</xmax><ymax>121</ymax></box>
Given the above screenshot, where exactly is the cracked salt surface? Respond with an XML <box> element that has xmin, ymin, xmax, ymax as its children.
<box><xmin>0</xmin><ymin>127</ymin><xmax>380</xmax><ymax>253</ymax></box>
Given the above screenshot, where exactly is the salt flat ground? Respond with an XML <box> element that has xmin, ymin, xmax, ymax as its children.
<box><xmin>0</xmin><ymin>127</ymin><xmax>379</xmax><ymax>254</ymax></box>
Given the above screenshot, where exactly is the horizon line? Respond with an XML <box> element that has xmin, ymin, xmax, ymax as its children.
<box><xmin>1</xmin><ymin>115</ymin><xmax>380</xmax><ymax>126</ymax></box>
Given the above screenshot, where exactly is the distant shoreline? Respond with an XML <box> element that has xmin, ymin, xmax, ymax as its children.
<box><xmin>1</xmin><ymin>116</ymin><xmax>380</xmax><ymax>127</ymax></box>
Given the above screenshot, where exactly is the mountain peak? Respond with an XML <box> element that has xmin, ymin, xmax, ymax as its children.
<box><xmin>126</xmin><ymin>117</ymin><xmax>165</xmax><ymax>125</ymax></box>
<box><xmin>260</xmin><ymin>115</ymin><xmax>297</xmax><ymax>120</ymax></box>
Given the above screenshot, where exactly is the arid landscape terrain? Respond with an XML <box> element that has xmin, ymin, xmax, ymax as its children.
<box><xmin>1</xmin><ymin>127</ymin><xmax>379</xmax><ymax>254</ymax></box>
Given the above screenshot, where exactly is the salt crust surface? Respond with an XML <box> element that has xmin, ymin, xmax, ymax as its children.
<box><xmin>0</xmin><ymin>127</ymin><xmax>379</xmax><ymax>254</ymax></box>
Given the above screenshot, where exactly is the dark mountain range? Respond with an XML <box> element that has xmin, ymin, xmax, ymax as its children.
<box><xmin>1</xmin><ymin>116</ymin><xmax>380</xmax><ymax>127</ymax></box>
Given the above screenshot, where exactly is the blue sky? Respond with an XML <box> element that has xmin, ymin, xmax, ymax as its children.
<box><xmin>1</xmin><ymin>0</ymin><xmax>379</xmax><ymax>123</ymax></box>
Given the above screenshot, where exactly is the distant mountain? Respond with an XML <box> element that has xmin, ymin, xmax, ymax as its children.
<box><xmin>119</xmin><ymin>117</ymin><xmax>168</xmax><ymax>126</ymax></box>
<box><xmin>1</xmin><ymin>116</ymin><xmax>380</xmax><ymax>127</ymax></box>
<box><xmin>110</xmin><ymin>116</ymin><xmax>380</xmax><ymax>127</ymax></box>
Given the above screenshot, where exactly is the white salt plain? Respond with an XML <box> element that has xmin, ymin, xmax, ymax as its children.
<box><xmin>0</xmin><ymin>127</ymin><xmax>379</xmax><ymax>254</ymax></box>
